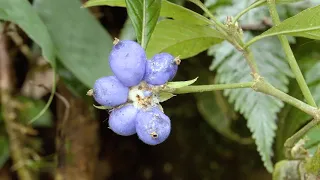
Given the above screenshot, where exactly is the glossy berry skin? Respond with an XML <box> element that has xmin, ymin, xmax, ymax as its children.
<box><xmin>144</xmin><ymin>53</ymin><xmax>178</xmax><ymax>85</ymax></box>
<box><xmin>136</xmin><ymin>107</ymin><xmax>171</xmax><ymax>145</ymax></box>
<box><xmin>93</xmin><ymin>76</ymin><xmax>129</xmax><ymax>107</ymax></box>
<box><xmin>109</xmin><ymin>40</ymin><xmax>147</xmax><ymax>87</ymax></box>
<box><xmin>109</xmin><ymin>104</ymin><xmax>138</xmax><ymax>136</ymax></box>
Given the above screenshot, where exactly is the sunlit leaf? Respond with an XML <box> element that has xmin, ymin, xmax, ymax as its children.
<box><xmin>249</xmin><ymin>5</ymin><xmax>320</xmax><ymax>45</ymax></box>
<box><xmin>125</xmin><ymin>0</ymin><xmax>161</xmax><ymax>48</ymax></box>
<box><xmin>83</xmin><ymin>0</ymin><xmax>211</xmax><ymax>25</ymax></box>
<box><xmin>82</xmin><ymin>0</ymin><xmax>125</xmax><ymax>7</ymax></box>
<box><xmin>146</xmin><ymin>20</ymin><xmax>224</xmax><ymax>59</ymax></box>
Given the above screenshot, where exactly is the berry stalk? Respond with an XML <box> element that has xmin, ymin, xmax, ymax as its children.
<box><xmin>170</xmin><ymin>82</ymin><xmax>254</xmax><ymax>94</ymax></box>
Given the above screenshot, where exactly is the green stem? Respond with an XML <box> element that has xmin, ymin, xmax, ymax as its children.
<box><xmin>172</xmin><ymin>82</ymin><xmax>254</xmax><ymax>94</ymax></box>
<box><xmin>188</xmin><ymin>0</ymin><xmax>227</xmax><ymax>34</ymax></box>
<box><xmin>232</xmin><ymin>0</ymin><xmax>265</xmax><ymax>24</ymax></box>
<box><xmin>253</xmin><ymin>76</ymin><xmax>318</xmax><ymax>117</ymax></box>
<box><xmin>243</xmin><ymin>48</ymin><xmax>259</xmax><ymax>75</ymax></box>
<box><xmin>266</xmin><ymin>0</ymin><xmax>317</xmax><ymax>107</ymax></box>
<box><xmin>284</xmin><ymin>119</ymin><xmax>320</xmax><ymax>158</ymax></box>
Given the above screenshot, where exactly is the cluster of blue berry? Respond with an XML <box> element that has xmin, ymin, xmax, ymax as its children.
<box><xmin>90</xmin><ymin>39</ymin><xmax>180</xmax><ymax>145</ymax></box>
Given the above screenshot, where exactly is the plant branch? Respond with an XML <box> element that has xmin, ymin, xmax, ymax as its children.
<box><xmin>188</xmin><ymin>0</ymin><xmax>227</xmax><ymax>35</ymax></box>
<box><xmin>284</xmin><ymin>119</ymin><xmax>320</xmax><ymax>159</ymax></box>
<box><xmin>232</xmin><ymin>0</ymin><xmax>265</xmax><ymax>24</ymax></box>
<box><xmin>252</xmin><ymin>76</ymin><xmax>318</xmax><ymax>117</ymax></box>
<box><xmin>0</xmin><ymin>24</ymin><xmax>34</xmax><ymax>180</ymax></box>
<box><xmin>171</xmin><ymin>82</ymin><xmax>254</xmax><ymax>94</ymax></box>
<box><xmin>242</xmin><ymin>48</ymin><xmax>259</xmax><ymax>75</ymax></box>
<box><xmin>266</xmin><ymin>0</ymin><xmax>317</xmax><ymax>107</ymax></box>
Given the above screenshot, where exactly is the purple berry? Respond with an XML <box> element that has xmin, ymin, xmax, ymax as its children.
<box><xmin>109</xmin><ymin>40</ymin><xmax>147</xmax><ymax>87</ymax></box>
<box><xmin>144</xmin><ymin>53</ymin><xmax>178</xmax><ymax>85</ymax></box>
<box><xmin>109</xmin><ymin>104</ymin><xmax>138</xmax><ymax>136</ymax></box>
<box><xmin>136</xmin><ymin>107</ymin><xmax>171</xmax><ymax>145</ymax></box>
<box><xmin>93</xmin><ymin>76</ymin><xmax>129</xmax><ymax>107</ymax></box>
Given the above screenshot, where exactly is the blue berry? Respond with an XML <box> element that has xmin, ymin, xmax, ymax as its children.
<box><xmin>136</xmin><ymin>107</ymin><xmax>171</xmax><ymax>145</ymax></box>
<box><xmin>144</xmin><ymin>53</ymin><xmax>179</xmax><ymax>85</ymax></box>
<box><xmin>109</xmin><ymin>40</ymin><xmax>147</xmax><ymax>87</ymax></box>
<box><xmin>93</xmin><ymin>76</ymin><xmax>129</xmax><ymax>107</ymax></box>
<box><xmin>109</xmin><ymin>104</ymin><xmax>138</xmax><ymax>136</ymax></box>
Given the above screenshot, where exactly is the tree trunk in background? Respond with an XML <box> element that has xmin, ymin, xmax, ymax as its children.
<box><xmin>55</xmin><ymin>83</ymin><xmax>99</xmax><ymax>180</ymax></box>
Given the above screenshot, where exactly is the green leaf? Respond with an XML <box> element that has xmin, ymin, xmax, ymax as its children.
<box><xmin>0</xmin><ymin>0</ymin><xmax>56</xmax><ymax>125</ymax></box>
<box><xmin>17</xmin><ymin>96</ymin><xmax>53</xmax><ymax>127</ymax></box>
<box><xmin>125</xmin><ymin>0</ymin><xmax>161</xmax><ymax>49</ymax></box>
<box><xmin>0</xmin><ymin>136</ymin><xmax>9</xmax><ymax>168</ymax></box>
<box><xmin>82</xmin><ymin>0</ymin><xmax>126</xmax><ymax>7</ymax></box>
<box><xmin>56</xmin><ymin>62</ymin><xmax>89</xmax><ymax>98</ymax></box>
<box><xmin>167</xmin><ymin>77</ymin><xmax>198</xmax><ymax>89</ymax></box>
<box><xmin>304</xmin><ymin>124</ymin><xmax>320</xmax><ymax>156</ymax></box>
<box><xmin>196</xmin><ymin>91</ymin><xmax>253</xmax><ymax>144</ymax></box>
<box><xmin>34</xmin><ymin>0</ymin><xmax>113</xmax><ymax>88</ymax></box>
<box><xmin>146</xmin><ymin>19</ymin><xmax>224</xmax><ymax>59</ymax></box>
<box><xmin>84</xmin><ymin>0</ymin><xmax>211</xmax><ymax>25</ymax></box>
<box><xmin>160</xmin><ymin>0</ymin><xmax>211</xmax><ymax>25</ymax></box>
<box><xmin>0</xmin><ymin>0</ymin><xmax>55</xmax><ymax>63</ymax></box>
<box><xmin>119</xmin><ymin>18</ymin><xmax>136</xmax><ymax>40</ymax></box>
<box><xmin>93</xmin><ymin>104</ymin><xmax>112</xmax><ymax>110</ymax></box>
<box><xmin>209</xmin><ymin>32</ymin><xmax>293</xmax><ymax>172</ymax></box>
<box><xmin>274</xmin><ymin>0</ymin><xmax>304</xmax><ymax>3</ymax></box>
<box><xmin>251</xmin><ymin>5</ymin><xmax>320</xmax><ymax>44</ymax></box>
<box><xmin>158</xmin><ymin>92</ymin><xmax>176</xmax><ymax>102</ymax></box>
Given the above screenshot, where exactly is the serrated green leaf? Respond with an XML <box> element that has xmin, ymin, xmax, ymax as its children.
<box><xmin>34</xmin><ymin>0</ymin><xmax>113</xmax><ymax>88</ymax></box>
<box><xmin>17</xmin><ymin>96</ymin><xmax>53</xmax><ymax>127</ymax></box>
<box><xmin>209</xmin><ymin>32</ymin><xmax>293</xmax><ymax>172</ymax></box>
<box><xmin>125</xmin><ymin>0</ymin><xmax>161</xmax><ymax>49</ymax></box>
<box><xmin>146</xmin><ymin>19</ymin><xmax>224</xmax><ymax>59</ymax></box>
<box><xmin>84</xmin><ymin>0</ymin><xmax>211</xmax><ymax>25</ymax></box>
<box><xmin>167</xmin><ymin>77</ymin><xmax>198</xmax><ymax>89</ymax></box>
<box><xmin>0</xmin><ymin>136</ymin><xmax>9</xmax><ymax>168</ymax></box>
<box><xmin>158</xmin><ymin>92</ymin><xmax>176</xmax><ymax>102</ymax></box>
<box><xmin>0</xmin><ymin>0</ymin><xmax>55</xmax><ymax>63</ymax></box>
<box><xmin>252</xmin><ymin>5</ymin><xmax>320</xmax><ymax>43</ymax></box>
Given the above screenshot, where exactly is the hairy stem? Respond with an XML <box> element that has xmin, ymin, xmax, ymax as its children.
<box><xmin>252</xmin><ymin>76</ymin><xmax>318</xmax><ymax>117</ymax></box>
<box><xmin>243</xmin><ymin>48</ymin><xmax>259</xmax><ymax>75</ymax></box>
<box><xmin>172</xmin><ymin>82</ymin><xmax>254</xmax><ymax>94</ymax></box>
<box><xmin>266</xmin><ymin>0</ymin><xmax>317</xmax><ymax>107</ymax></box>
